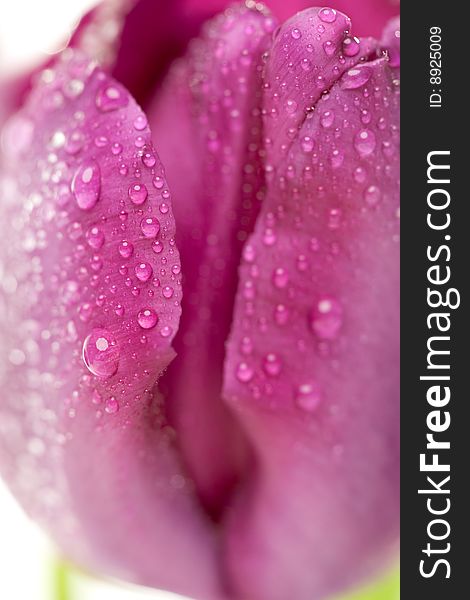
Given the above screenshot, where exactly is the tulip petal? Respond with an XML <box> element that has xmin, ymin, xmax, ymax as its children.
<box><xmin>148</xmin><ymin>2</ymin><xmax>276</xmax><ymax>517</ymax></box>
<box><xmin>222</xmin><ymin>9</ymin><xmax>400</xmax><ymax>600</ymax></box>
<box><xmin>0</xmin><ymin>52</ymin><xmax>223</xmax><ymax>599</ymax></box>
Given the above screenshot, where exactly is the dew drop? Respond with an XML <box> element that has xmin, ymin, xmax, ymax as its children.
<box><xmin>342</xmin><ymin>36</ymin><xmax>361</xmax><ymax>57</ymax></box>
<box><xmin>354</xmin><ymin>129</ymin><xmax>376</xmax><ymax>157</ymax></box>
<box><xmin>236</xmin><ymin>362</ymin><xmax>254</xmax><ymax>383</ymax></box>
<box><xmin>142</xmin><ymin>149</ymin><xmax>156</xmax><ymax>168</ymax></box>
<box><xmin>105</xmin><ymin>396</ymin><xmax>120</xmax><ymax>414</ymax></box>
<box><xmin>291</xmin><ymin>27</ymin><xmax>302</xmax><ymax>39</ymax></box>
<box><xmin>72</xmin><ymin>161</ymin><xmax>101</xmax><ymax>210</ymax></box>
<box><xmin>162</xmin><ymin>286</ymin><xmax>174</xmax><ymax>299</ymax></box>
<box><xmin>133</xmin><ymin>115</ymin><xmax>148</xmax><ymax>131</ymax></box>
<box><xmin>135</xmin><ymin>262</ymin><xmax>153</xmax><ymax>282</ymax></box>
<box><xmin>160</xmin><ymin>325</ymin><xmax>173</xmax><ymax>338</ymax></box>
<box><xmin>82</xmin><ymin>329</ymin><xmax>120</xmax><ymax>378</ymax></box>
<box><xmin>263</xmin><ymin>353</ymin><xmax>282</xmax><ymax>377</ymax></box>
<box><xmin>140</xmin><ymin>217</ymin><xmax>160</xmax><ymax>238</ymax></box>
<box><xmin>272</xmin><ymin>267</ymin><xmax>289</xmax><ymax>289</ymax></box>
<box><xmin>295</xmin><ymin>382</ymin><xmax>322</xmax><ymax>412</ymax></box>
<box><xmin>319</xmin><ymin>7</ymin><xmax>337</xmax><ymax>23</ymax></box>
<box><xmin>78</xmin><ymin>302</ymin><xmax>93</xmax><ymax>323</ymax></box>
<box><xmin>137</xmin><ymin>308</ymin><xmax>158</xmax><ymax>329</ymax></box>
<box><xmin>274</xmin><ymin>303</ymin><xmax>290</xmax><ymax>325</ymax></box>
<box><xmin>152</xmin><ymin>240</ymin><xmax>163</xmax><ymax>254</ymax></box>
<box><xmin>354</xmin><ymin>166</ymin><xmax>367</xmax><ymax>183</ymax></box>
<box><xmin>95</xmin><ymin>83</ymin><xmax>128</xmax><ymax>112</ymax></box>
<box><xmin>301</xmin><ymin>136</ymin><xmax>314</xmax><ymax>153</ymax></box>
<box><xmin>341</xmin><ymin>67</ymin><xmax>372</xmax><ymax>90</ymax></box>
<box><xmin>323</xmin><ymin>40</ymin><xmax>336</xmax><ymax>56</ymax></box>
<box><xmin>285</xmin><ymin>99</ymin><xmax>298</xmax><ymax>114</ymax></box>
<box><xmin>118</xmin><ymin>240</ymin><xmax>134</xmax><ymax>258</ymax></box>
<box><xmin>364</xmin><ymin>185</ymin><xmax>381</xmax><ymax>206</ymax></box>
<box><xmin>86</xmin><ymin>226</ymin><xmax>105</xmax><ymax>250</ymax></box>
<box><xmin>310</xmin><ymin>297</ymin><xmax>343</xmax><ymax>340</ymax></box>
<box><xmin>111</xmin><ymin>142</ymin><xmax>122</xmax><ymax>155</ymax></box>
<box><xmin>321</xmin><ymin>110</ymin><xmax>334</xmax><ymax>128</ymax></box>
<box><xmin>128</xmin><ymin>183</ymin><xmax>148</xmax><ymax>205</ymax></box>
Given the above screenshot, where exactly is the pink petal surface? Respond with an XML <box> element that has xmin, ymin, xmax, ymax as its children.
<box><xmin>0</xmin><ymin>53</ymin><xmax>223</xmax><ymax>599</ymax></box>
<box><xmin>222</xmin><ymin>10</ymin><xmax>400</xmax><ymax>600</ymax></box>
<box><xmin>0</xmin><ymin>4</ymin><xmax>400</xmax><ymax>600</ymax></box>
<box><xmin>149</xmin><ymin>3</ymin><xmax>275</xmax><ymax>517</ymax></box>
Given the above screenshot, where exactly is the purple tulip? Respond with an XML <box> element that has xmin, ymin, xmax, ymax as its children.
<box><xmin>0</xmin><ymin>2</ymin><xmax>400</xmax><ymax>599</ymax></box>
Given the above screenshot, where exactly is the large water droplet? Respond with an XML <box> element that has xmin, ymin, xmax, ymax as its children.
<box><xmin>137</xmin><ymin>308</ymin><xmax>158</xmax><ymax>329</ymax></box>
<box><xmin>128</xmin><ymin>183</ymin><xmax>148</xmax><ymax>205</ymax></box>
<box><xmin>342</xmin><ymin>36</ymin><xmax>361</xmax><ymax>57</ymax></box>
<box><xmin>135</xmin><ymin>262</ymin><xmax>153</xmax><ymax>282</ymax></box>
<box><xmin>236</xmin><ymin>362</ymin><xmax>254</xmax><ymax>383</ymax></box>
<box><xmin>82</xmin><ymin>328</ymin><xmax>120</xmax><ymax>378</ymax></box>
<box><xmin>319</xmin><ymin>7</ymin><xmax>337</xmax><ymax>23</ymax></box>
<box><xmin>341</xmin><ymin>67</ymin><xmax>372</xmax><ymax>90</ymax></box>
<box><xmin>95</xmin><ymin>83</ymin><xmax>129</xmax><ymax>112</ymax></box>
<box><xmin>140</xmin><ymin>217</ymin><xmax>160</xmax><ymax>238</ymax></box>
<box><xmin>72</xmin><ymin>161</ymin><xmax>101</xmax><ymax>210</ymax></box>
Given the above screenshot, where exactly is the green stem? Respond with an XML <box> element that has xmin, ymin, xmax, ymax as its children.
<box><xmin>52</xmin><ymin>558</ymin><xmax>71</xmax><ymax>600</ymax></box>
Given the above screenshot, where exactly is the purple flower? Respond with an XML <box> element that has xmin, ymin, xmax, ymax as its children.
<box><xmin>0</xmin><ymin>2</ymin><xmax>400</xmax><ymax>599</ymax></box>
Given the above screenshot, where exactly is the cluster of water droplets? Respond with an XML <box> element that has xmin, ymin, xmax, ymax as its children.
<box><xmin>0</xmin><ymin>51</ymin><xmax>182</xmax><ymax>429</ymax></box>
<box><xmin>227</xmin><ymin>8</ymin><xmax>399</xmax><ymax>415</ymax></box>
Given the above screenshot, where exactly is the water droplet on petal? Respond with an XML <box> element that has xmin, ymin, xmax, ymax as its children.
<box><xmin>263</xmin><ymin>353</ymin><xmax>282</xmax><ymax>376</ymax></box>
<box><xmin>323</xmin><ymin>40</ymin><xmax>336</xmax><ymax>56</ymax></box>
<box><xmin>321</xmin><ymin>110</ymin><xmax>334</xmax><ymax>128</ymax></box>
<box><xmin>82</xmin><ymin>329</ymin><xmax>120</xmax><ymax>378</ymax></box>
<box><xmin>319</xmin><ymin>7</ymin><xmax>337</xmax><ymax>23</ymax></box>
<box><xmin>135</xmin><ymin>262</ymin><xmax>153</xmax><ymax>282</ymax></box>
<box><xmin>364</xmin><ymin>185</ymin><xmax>381</xmax><ymax>206</ymax></box>
<box><xmin>236</xmin><ymin>362</ymin><xmax>254</xmax><ymax>383</ymax></box>
<box><xmin>162</xmin><ymin>286</ymin><xmax>174</xmax><ymax>299</ymax></box>
<box><xmin>133</xmin><ymin>115</ymin><xmax>148</xmax><ymax>130</ymax></box>
<box><xmin>140</xmin><ymin>217</ymin><xmax>160</xmax><ymax>238</ymax></box>
<box><xmin>310</xmin><ymin>297</ymin><xmax>343</xmax><ymax>340</ymax></box>
<box><xmin>152</xmin><ymin>240</ymin><xmax>163</xmax><ymax>254</ymax></box>
<box><xmin>274</xmin><ymin>303</ymin><xmax>290</xmax><ymax>325</ymax></box>
<box><xmin>142</xmin><ymin>149</ymin><xmax>156</xmax><ymax>168</ymax></box>
<box><xmin>285</xmin><ymin>99</ymin><xmax>298</xmax><ymax>114</ymax></box>
<box><xmin>105</xmin><ymin>396</ymin><xmax>120</xmax><ymax>414</ymax></box>
<box><xmin>72</xmin><ymin>161</ymin><xmax>101</xmax><ymax>210</ymax></box>
<box><xmin>86</xmin><ymin>226</ymin><xmax>105</xmax><ymax>250</ymax></box>
<box><xmin>291</xmin><ymin>27</ymin><xmax>302</xmax><ymax>39</ymax></box>
<box><xmin>118</xmin><ymin>240</ymin><xmax>134</xmax><ymax>258</ymax></box>
<box><xmin>295</xmin><ymin>382</ymin><xmax>322</xmax><ymax>412</ymax></box>
<box><xmin>78</xmin><ymin>302</ymin><xmax>93</xmax><ymax>322</ymax></box>
<box><xmin>272</xmin><ymin>267</ymin><xmax>289</xmax><ymax>289</ymax></box>
<box><xmin>301</xmin><ymin>136</ymin><xmax>314</xmax><ymax>153</ymax></box>
<box><xmin>341</xmin><ymin>67</ymin><xmax>372</xmax><ymax>90</ymax></box>
<box><xmin>128</xmin><ymin>183</ymin><xmax>148</xmax><ymax>205</ymax></box>
<box><xmin>354</xmin><ymin>166</ymin><xmax>367</xmax><ymax>183</ymax></box>
<box><xmin>354</xmin><ymin>129</ymin><xmax>376</xmax><ymax>157</ymax></box>
<box><xmin>342</xmin><ymin>36</ymin><xmax>361</xmax><ymax>57</ymax></box>
<box><xmin>95</xmin><ymin>83</ymin><xmax>128</xmax><ymax>112</ymax></box>
<box><xmin>137</xmin><ymin>308</ymin><xmax>158</xmax><ymax>329</ymax></box>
